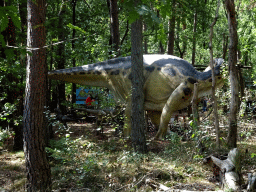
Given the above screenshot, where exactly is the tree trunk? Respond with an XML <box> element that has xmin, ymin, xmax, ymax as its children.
<box><xmin>209</xmin><ymin>0</ymin><xmax>221</xmax><ymax>149</ymax></box>
<box><xmin>224</xmin><ymin>0</ymin><xmax>239</xmax><ymax>149</ymax></box>
<box><xmin>143</xmin><ymin>22</ymin><xmax>148</xmax><ymax>54</ymax></box>
<box><xmin>109</xmin><ymin>0</ymin><xmax>120</xmax><ymax>54</ymax></box>
<box><xmin>0</xmin><ymin>0</ymin><xmax>25</xmax><ymax>151</ymax></box>
<box><xmin>131</xmin><ymin>9</ymin><xmax>147</xmax><ymax>153</ymax></box>
<box><xmin>191</xmin><ymin>83</ymin><xmax>199</xmax><ymax>128</ymax></box>
<box><xmin>14</xmin><ymin>0</ymin><xmax>27</xmax><ymax>151</ymax></box>
<box><xmin>222</xmin><ymin>33</ymin><xmax>228</xmax><ymax>60</ymax></box>
<box><xmin>23</xmin><ymin>0</ymin><xmax>51</xmax><ymax>190</ymax></box>
<box><xmin>57</xmin><ymin>7</ymin><xmax>66</xmax><ymax>114</ymax></box>
<box><xmin>191</xmin><ymin>4</ymin><xmax>198</xmax><ymax>66</ymax></box>
<box><xmin>175</xmin><ymin>17</ymin><xmax>187</xmax><ymax>58</ymax></box>
<box><xmin>72</xmin><ymin>0</ymin><xmax>77</xmax><ymax>106</ymax></box>
<box><xmin>167</xmin><ymin>0</ymin><xmax>175</xmax><ymax>55</ymax></box>
<box><xmin>159</xmin><ymin>42</ymin><xmax>165</xmax><ymax>54</ymax></box>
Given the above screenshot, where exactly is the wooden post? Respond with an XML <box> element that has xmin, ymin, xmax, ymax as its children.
<box><xmin>191</xmin><ymin>83</ymin><xmax>199</xmax><ymax>129</ymax></box>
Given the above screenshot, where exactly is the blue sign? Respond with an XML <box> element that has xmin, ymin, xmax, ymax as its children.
<box><xmin>76</xmin><ymin>88</ymin><xmax>98</xmax><ymax>105</ymax></box>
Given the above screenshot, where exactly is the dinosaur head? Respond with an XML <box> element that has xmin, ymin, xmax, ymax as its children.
<box><xmin>197</xmin><ymin>58</ymin><xmax>225</xmax><ymax>98</ymax></box>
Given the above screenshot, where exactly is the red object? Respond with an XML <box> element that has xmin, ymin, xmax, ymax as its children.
<box><xmin>86</xmin><ymin>96</ymin><xmax>92</xmax><ymax>105</ymax></box>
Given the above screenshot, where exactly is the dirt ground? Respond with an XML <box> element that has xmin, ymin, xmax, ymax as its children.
<box><xmin>0</xmin><ymin>115</ymin><xmax>255</xmax><ymax>191</ymax></box>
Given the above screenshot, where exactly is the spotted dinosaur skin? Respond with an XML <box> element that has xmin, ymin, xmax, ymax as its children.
<box><xmin>48</xmin><ymin>54</ymin><xmax>224</xmax><ymax>139</ymax></box>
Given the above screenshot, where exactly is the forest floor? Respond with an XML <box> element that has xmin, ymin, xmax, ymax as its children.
<box><xmin>0</xmin><ymin>113</ymin><xmax>256</xmax><ymax>192</ymax></box>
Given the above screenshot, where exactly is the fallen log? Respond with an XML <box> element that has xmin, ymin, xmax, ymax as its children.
<box><xmin>74</xmin><ymin>106</ymin><xmax>122</xmax><ymax>118</ymax></box>
<box><xmin>145</xmin><ymin>178</ymin><xmax>171</xmax><ymax>191</ymax></box>
<box><xmin>247</xmin><ymin>172</ymin><xmax>256</xmax><ymax>191</ymax></box>
<box><xmin>204</xmin><ymin>148</ymin><xmax>242</xmax><ymax>191</ymax></box>
<box><xmin>145</xmin><ymin>178</ymin><xmax>224</xmax><ymax>192</ymax></box>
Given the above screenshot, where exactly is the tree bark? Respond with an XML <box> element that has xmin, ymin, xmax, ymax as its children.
<box><xmin>167</xmin><ymin>0</ymin><xmax>175</xmax><ymax>55</ymax></box>
<box><xmin>191</xmin><ymin>3</ymin><xmax>198</xmax><ymax>66</ymax></box>
<box><xmin>143</xmin><ymin>22</ymin><xmax>148</xmax><ymax>54</ymax></box>
<box><xmin>0</xmin><ymin>0</ymin><xmax>25</xmax><ymax>151</ymax></box>
<box><xmin>209</xmin><ymin>0</ymin><xmax>221</xmax><ymax>149</ymax></box>
<box><xmin>109</xmin><ymin>0</ymin><xmax>120</xmax><ymax>54</ymax></box>
<box><xmin>72</xmin><ymin>0</ymin><xmax>77</xmax><ymax>106</ymax></box>
<box><xmin>222</xmin><ymin>33</ymin><xmax>228</xmax><ymax>60</ymax></box>
<box><xmin>23</xmin><ymin>0</ymin><xmax>51</xmax><ymax>190</ymax></box>
<box><xmin>191</xmin><ymin>83</ymin><xmax>199</xmax><ymax>128</ymax></box>
<box><xmin>159</xmin><ymin>42</ymin><xmax>165</xmax><ymax>54</ymax></box>
<box><xmin>204</xmin><ymin>148</ymin><xmax>242</xmax><ymax>191</ymax></box>
<box><xmin>57</xmin><ymin>6</ymin><xmax>66</xmax><ymax>114</ymax></box>
<box><xmin>131</xmin><ymin>9</ymin><xmax>147</xmax><ymax>153</ymax></box>
<box><xmin>175</xmin><ymin>17</ymin><xmax>187</xmax><ymax>58</ymax></box>
<box><xmin>224</xmin><ymin>0</ymin><xmax>239</xmax><ymax>149</ymax></box>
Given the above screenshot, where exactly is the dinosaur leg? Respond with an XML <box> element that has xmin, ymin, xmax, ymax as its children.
<box><xmin>123</xmin><ymin>100</ymin><xmax>131</xmax><ymax>138</ymax></box>
<box><xmin>155</xmin><ymin>82</ymin><xmax>193</xmax><ymax>140</ymax></box>
<box><xmin>147</xmin><ymin>110</ymin><xmax>161</xmax><ymax>131</ymax></box>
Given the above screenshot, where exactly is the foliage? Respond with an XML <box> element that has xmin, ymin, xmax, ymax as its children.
<box><xmin>0</xmin><ymin>5</ymin><xmax>21</xmax><ymax>46</ymax></box>
<box><xmin>0</xmin><ymin>102</ymin><xmax>16</xmax><ymax>122</ymax></box>
<box><xmin>0</xmin><ymin>128</ymin><xmax>15</xmax><ymax>146</ymax></box>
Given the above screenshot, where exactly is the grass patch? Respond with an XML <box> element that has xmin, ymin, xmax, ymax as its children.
<box><xmin>0</xmin><ymin>116</ymin><xmax>255</xmax><ymax>191</ymax></box>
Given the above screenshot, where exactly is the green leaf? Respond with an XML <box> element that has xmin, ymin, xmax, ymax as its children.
<box><xmin>128</xmin><ymin>10</ymin><xmax>140</xmax><ymax>24</ymax></box>
<box><xmin>0</xmin><ymin>14</ymin><xmax>8</xmax><ymax>32</ymax></box>
<box><xmin>9</xmin><ymin>12</ymin><xmax>21</xmax><ymax>29</ymax></box>
<box><xmin>4</xmin><ymin>49</ymin><xmax>14</xmax><ymax>60</ymax></box>
<box><xmin>0</xmin><ymin>34</ymin><xmax>6</xmax><ymax>47</ymax></box>
<box><xmin>193</xmin><ymin>155</ymin><xmax>203</xmax><ymax>159</ymax></box>
<box><xmin>251</xmin><ymin>153</ymin><xmax>256</xmax><ymax>158</ymax></box>
<box><xmin>67</xmin><ymin>23</ymin><xmax>86</xmax><ymax>34</ymax></box>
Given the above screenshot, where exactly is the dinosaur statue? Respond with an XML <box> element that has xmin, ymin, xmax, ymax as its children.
<box><xmin>48</xmin><ymin>54</ymin><xmax>224</xmax><ymax>139</ymax></box>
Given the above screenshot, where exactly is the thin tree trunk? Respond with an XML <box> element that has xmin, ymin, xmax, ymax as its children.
<box><xmin>168</xmin><ymin>0</ymin><xmax>175</xmax><ymax>55</ymax></box>
<box><xmin>191</xmin><ymin>4</ymin><xmax>198</xmax><ymax>66</ymax></box>
<box><xmin>224</xmin><ymin>0</ymin><xmax>239</xmax><ymax>149</ymax></box>
<box><xmin>209</xmin><ymin>0</ymin><xmax>221</xmax><ymax>149</ymax></box>
<box><xmin>143</xmin><ymin>22</ymin><xmax>148</xmax><ymax>54</ymax></box>
<box><xmin>57</xmin><ymin>7</ymin><xmax>66</xmax><ymax>114</ymax></box>
<box><xmin>23</xmin><ymin>0</ymin><xmax>51</xmax><ymax>190</ymax></box>
<box><xmin>175</xmin><ymin>17</ymin><xmax>187</xmax><ymax>58</ymax></box>
<box><xmin>222</xmin><ymin>33</ymin><xmax>228</xmax><ymax>60</ymax></box>
<box><xmin>159</xmin><ymin>42</ymin><xmax>165</xmax><ymax>54</ymax></box>
<box><xmin>120</xmin><ymin>20</ymin><xmax>129</xmax><ymax>47</ymax></box>
<box><xmin>191</xmin><ymin>83</ymin><xmax>199</xmax><ymax>129</ymax></box>
<box><xmin>109</xmin><ymin>0</ymin><xmax>120</xmax><ymax>54</ymax></box>
<box><xmin>72</xmin><ymin>0</ymin><xmax>76</xmax><ymax>105</ymax></box>
<box><xmin>131</xmin><ymin>7</ymin><xmax>147</xmax><ymax>153</ymax></box>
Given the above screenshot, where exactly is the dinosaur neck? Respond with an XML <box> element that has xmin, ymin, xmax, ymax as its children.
<box><xmin>198</xmin><ymin>63</ymin><xmax>222</xmax><ymax>81</ymax></box>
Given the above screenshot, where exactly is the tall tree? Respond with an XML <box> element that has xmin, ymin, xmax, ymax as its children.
<box><xmin>209</xmin><ymin>0</ymin><xmax>221</xmax><ymax>149</ymax></box>
<box><xmin>108</xmin><ymin>0</ymin><xmax>120</xmax><ymax>55</ymax></box>
<box><xmin>23</xmin><ymin>0</ymin><xmax>51</xmax><ymax>190</ymax></box>
<box><xmin>72</xmin><ymin>0</ymin><xmax>77</xmax><ymax>106</ymax></box>
<box><xmin>57</xmin><ymin>5</ymin><xmax>66</xmax><ymax>114</ymax></box>
<box><xmin>143</xmin><ymin>22</ymin><xmax>148</xmax><ymax>54</ymax></box>
<box><xmin>175</xmin><ymin>16</ymin><xmax>187</xmax><ymax>58</ymax></box>
<box><xmin>131</xmin><ymin>2</ymin><xmax>147</xmax><ymax>153</ymax></box>
<box><xmin>224</xmin><ymin>0</ymin><xmax>239</xmax><ymax>148</ymax></box>
<box><xmin>0</xmin><ymin>1</ymin><xmax>24</xmax><ymax>151</ymax></box>
<box><xmin>191</xmin><ymin>2</ymin><xmax>198</xmax><ymax>65</ymax></box>
<box><xmin>167</xmin><ymin>0</ymin><xmax>176</xmax><ymax>55</ymax></box>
